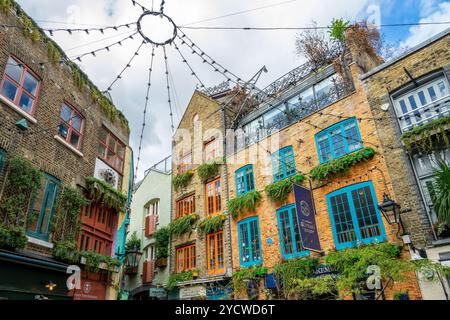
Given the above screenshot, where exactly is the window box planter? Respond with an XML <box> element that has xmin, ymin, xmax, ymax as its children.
<box><xmin>172</xmin><ymin>170</ymin><xmax>194</xmax><ymax>191</ymax></box>
<box><xmin>197</xmin><ymin>162</ymin><xmax>220</xmax><ymax>182</ymax></box>
<box><xmin>197</xmin><ymin>214</ymin><xmax>227</xmax><ymax>235</ymax></box>
<box><xmin>169</xmin><ymin>214</ymin><xmax>199</xmax><ymax>237</ymax></box>
<box><xmin>229</xmin><ymin>191</ymin><xmax>262</xmax><ymax>220</ymax></box>
<box><xmin>265</xmin><ymin>174</ymin><xmax>305</xmax><ymax>203</ymax></box>
<box><xmin>86</xmin><ymin>176</ymin><xmax>127</xmax><ymax>212</ymax></box>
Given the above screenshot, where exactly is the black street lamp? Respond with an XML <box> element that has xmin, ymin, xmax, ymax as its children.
<box><xmin>124</xmin><ymin>245</ymin><xmax>143</xmax><ymax>274</ymax></box>
<box><xmin>378</xmin><ymin>193</ymin><xmax>401</xmax><ymax>225</ymax></box>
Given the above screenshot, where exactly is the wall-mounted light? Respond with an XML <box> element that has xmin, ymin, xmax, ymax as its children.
<box><xmin>45</xmin><ymin>281</ymin><xmax>57</xmax><ymax>291</ymax></box>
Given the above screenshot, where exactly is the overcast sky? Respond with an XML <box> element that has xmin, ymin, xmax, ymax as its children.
<box><xmin>16</xmin><ymin>0</ymin><xmax>450</xmax><ymax>180</ymax></box>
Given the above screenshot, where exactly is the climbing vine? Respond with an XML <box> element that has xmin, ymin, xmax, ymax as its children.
<box><xmin>197</xmin><ymin>214</ymin><xmax>227</xmax><ymax>236</ymax></box>
<box><xmin>86</xmin><ymin>177</ymin><xmax>127</xmax><ymax>212</ymax></box>
<box><xmin>264</xmin><ymin>174</ymin><xmax>305</xmax><ymax>203</ymax></box>
<box><xmin>155</xmin><ymin>226</ymin><xmax>170</xmax><ymax>259</ymax></box>
<box><xmin>228</xmin><ymin>191</ymin><xmax>262</xmax><ymax>220</ymax></box>
<box><xmin>0</xmin><ymin>224</ymin><xmax>27</xmax><ymax>250</ymax></box>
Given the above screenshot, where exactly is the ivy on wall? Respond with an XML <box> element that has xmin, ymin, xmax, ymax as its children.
<box><xmin>228</xmin><ymin>191</ymin><xmax>262</xmax><ymax>220</ymax></box>
<box><xmin>309</xmin><ymin>147</ymin><xmax>376</xmax><ymax>181</ymax></box>
<box><xmin>265</xmin><ymin>174</ymin><xmax>305</xmax><ymax>203</ymax></box>
<box><xmin>0</xmin><ymin>224</ymin><xmax>27</xmax><ymax>250</ymax></box>
<box><xmin>172</xmin><ymin>170</ymin><xmax>194</xmax><ymax>191</ymax></box>
<box><xmin>86</xmin><ymin>177</ymin><xmax>127</xmax><ymax>212</ymax></box>
<box><xmin>197</xmin><ymin>214</ymin><xmax>227</xmax><ymax>236</ymax></box>
<box><xmin>401</xmin><ymin>115</ymin><xmax>450</xmax><ymax>153</ymax></box>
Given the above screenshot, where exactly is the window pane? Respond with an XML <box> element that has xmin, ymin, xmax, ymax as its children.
<box><xmin>330</xmin><ymin>193</ymin><xmax>356</xmax><ymax>244</ymax></box>
<box><xmin>1</xmin><ymin>79</ymin><xmax>18</xmax><ymax>101</ymax></box>
<box><xmin>69</xmin><ymin>132</ymin><xmax>80</xmax><ymax>148</ymax></box>
<box><xmin>318</xmin><ymin>135</ymin><xmax>332</xmax><ymax>162</ymax></box>
<box><xmin>280</xmin><ymin>210</ymin><xmax>293</xmax><ymax>255</ymax></box>
<box><xmin>250</xmin><ymin>220</ymin><xmax>261</xmax><ymax>262</ymax></box>
<box><xmin>58</xmin><ymin>123</ymin><xmax>69</xmax><ymax>139</ymax></box>
<box><xmin>99</xmin><ymin>128</ymin><xmax>108</xmax><ymax>143</ymax></box>
<box><xmin>117</xmin><ymin>143</ymin><xmax>124</xmax><ymax>159</ymax></box>
<box><xmin>107</xmin><ymin>149</ymin><xmax>115</xmax><ymax>164</ymax></box>
<box><xmin>72</xmin><ymin>114</ymin><xmax>82</xmax><ymax>132</ymax></box>
<box><xmin>108</xmin><ymin>136</ymin><xmax>116</xmax><ymax>150</ymax></box>
<box><xmin>28</xmin><ymin>180</ymin><xmax>46</xmax><ymax>233</ymax></box>
<box><xmin>283</xmin><ymin>148</ymin><xmax>296</xmax><ymax>176</ymax></box>
<box><xmin>240</xmin><ymin>223</ymin><xmax>250</xmax><ymax>263</ymax></box>
<box><xmin>331</xmin><ymin>128</ymin><xmax>346</xmax><ymax>157</ymax></box>
<box><xmin>23</xmin><ymin>72</ymin><xmax>38</xmax><ymax>96</ymax></box>
<box><xmin>344</xmin><ymin>121</ymin><xmax>362</xmax><ymax>151</ymax></box>
<box><xmin>246</xmin><ymin>167</ymin><xmax>255</xmax><ymax>192</ymax></box>
<box><xmin>217</xmin><ymin>232</ymin><xmax>224</xmax><ymax>269</ymax></box>
<box><xmin>351</xmin><ymin>186</ymin><xmax>381</xmax><ymax>239</ymax></box>
<box><xmin>98</xmin><ymin>143</ymin><xmax>106</xmax><ymax>158</ymax></box>
<box><xmin>19</xmin><ymin>93</ymin><xmax>33</xmax><ymax>113</ymax></box>
<box><xmin>5</xmin><ymin>58</ymin><xmax>23</xmax><ymax>83</ymax></box>
<box><xmin>291</xmin><ymin>207</ymin><xmax>303</xmax><ymax>253</ymax></box>
<box><xmin>115</xmin><ymin>158</ymin><xmax>123</xmax><ymax>170</ymax></box>
<box><xmin>60</xmin><ymin>104</ymin><xmax>72</xmax><ymax>122</ymax></box>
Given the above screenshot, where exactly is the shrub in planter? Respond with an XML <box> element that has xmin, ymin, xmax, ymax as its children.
<box><xmin>265</xmin><ymin>175</ymin><xmax>305</xmax><ymax>203</ymax></box>
<box><xmin>228</xmin><ymin>191</ymin><xmax>262</xmax><ymax>220</ymax></box>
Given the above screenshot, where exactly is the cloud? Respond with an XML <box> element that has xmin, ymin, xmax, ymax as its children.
<box><xmin>400</xmin><ymin>1</ymin><xmax>450</xmax><ymax>48</ymax></box>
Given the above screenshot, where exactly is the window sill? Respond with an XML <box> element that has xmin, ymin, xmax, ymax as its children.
<box><xmin>26</xmin><ymin>236</ymin><xmax>54</xmax><ymax>249</ymax></box>
<box><xmin>54</xmin><ymin>135</ymin><xmax>84</xmax><ymax>157</ymax></box>
<box><xmin>0</xmin><ymin>94</ymin><xmax>37</xmax><ymax>124</ymax></box>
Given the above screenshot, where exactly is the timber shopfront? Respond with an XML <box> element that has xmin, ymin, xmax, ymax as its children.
<box><xmin>0</xmin><ymin>249</ymin><xmax>72</xmax><ymax>300</ymax></box>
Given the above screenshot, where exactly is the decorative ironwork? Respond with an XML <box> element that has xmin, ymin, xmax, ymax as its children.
<box><xmin>137</xmin><ymin>11</ymin><xmax>177</xmax><ymax>46</ymax></box>
<box><xmin>201</xmin><ymin>80</ymin><xmax>231</xmax><ymax>97</ymax></box>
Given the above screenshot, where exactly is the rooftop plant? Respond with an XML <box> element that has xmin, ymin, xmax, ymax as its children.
<box><xmin>85</xmin><ymin>177</ymin><xmax>127</xmax><ymax>212</ymax></box>
<box><xmin>401</xmin><ymin>115</ymin><xmax>450</xmax><ymax>153</ymax></box>
<box><xmin>172</xmin><ymin>170</ymin><xmax>194</xmax><ymax>192</ymax></box>
<box><xmin>197</xmin><ymin>214</ymin><xmax>227</xmax><ymax>236</ymax></box>
<box><xmin>197</xmin><ymin>162</ymin><xmax>220</xmax><ymax>182</ymax></box>
<box><xmin>169</xmin><ymin>214</ymin><xmax>199</xmax><ymax>237</ymax></box>
<box><xmin>309</xmin><ymin>147</ymin><xmax>375</xmax><ymax>181</ymax></box>
<box><xmin>265</xmin><ymin>174</ymin><xmax>305</xmax><ymax>203</ymax></box>
<box><xmin>228</xmin><ymin>191</ymin><xmax>262</xmax><ymax>220</ymax></box>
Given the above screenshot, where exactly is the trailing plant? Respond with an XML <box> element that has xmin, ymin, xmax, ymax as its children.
<box><xmin>228</xmin><ymin>191</ymin><xmax>262</xmax><ymax>220</ymax></box>
<box><xmin>430</xmin><ymin>160</ymin><xmax>450</xmax><ymax>225</ymax></box>
<box><xmin>273</xmin><ymin>257</ymin><xmax>319</xmax><ymax>297</ymax></box>
<box><xmin>401</xmin><ymin>115</ymin><xmax>450</xmax><ymax>152</ymax></box>
<box><xmin>0</xmin><ymin>224</ymin><xmax>27</xmax><ymax>250</ymax></box>
<box><xmin>19</xmin><ymin>12</ymin><xmax>41</xmax><ymax>42</ymax></box>
<box><xmin>154</xmin><ymin>226</ymin><xmax>170</xmax><ymax>259</ymax></box>
<box><xmin>232</xmin><ymin>266</ymin><xmax>268</xmax><ymax>297</ymax></box>
<box><xmin>197</xmin><ymin>214</ymin><xmax>227</xmax><ymax>236</ymax></box>
<box><xmin>309</xmin><ymin>147</ymin><xmax>376</xmax><ymax>181</ymax></box>
<box><xmin>80</xmin><ymin>250</ymin><xmax>119</xmax><ymax>273</ymax></box>
<box><xmin>86</xmin><ymin>176</ymin><xmax>127</xmax><ymax>212</ymax></box>
<box><xmin>125</xmin><ymin>231</ymin><xmax>141</xmax><ymax>251</ymax></box>
<box><xmin>52</xmin><ymin>186</ymin><xmax>89</xmax><ymax>243</ymax></box>
<box><xmin>197</xmin><ymin>162</ymin><xmax>220</xmax><ymax>182</ymax></box>
<box><xmin>169</xmin><ymin>214</ymin><xmax>199</xmax><ymax>237</ymax></box>
<box><xmin>52</xmin><ymin>240</ymin><xmax>80</xmax><ymax>264</ymax></box>
<box><xmin>265</xmin><ymin>174</ymin><xmax>305</xmax><ymax>203</ymax></box>
<box><xmin>167</xmin><ymin>270</ymin><xmax>198</xmax><ymax>291</ymax></box>
<box><xmin>47</xmin><ymin>41</ymin><xmax>61</xmax><ymax>64</ymax></box>
<box><xmin>0</xmin><ymin>156</ymin><xmax>42</xmax><ymax>229</ymax></box>
<box><xmin>172</xmin><ymin>170</ymin><xmax>194</xmax><ymax>191</ymax></box>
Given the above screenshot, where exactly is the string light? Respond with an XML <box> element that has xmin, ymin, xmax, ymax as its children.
<box><xmin>173</xmin><ymin>41</ymin><xmax>206</xmax><ymax>89</ymax></box>
<box><xmin>163</xmin><ymin>46</ymin><xmax>175</xmax><ymax>133</ymax></box>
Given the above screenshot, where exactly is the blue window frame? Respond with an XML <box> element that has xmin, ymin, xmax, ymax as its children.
<box><xmin>235</xmin><ymin>165</ymin><xmax>255</xmax><ymax>196</ymax></box>
<box><xmin>326</xmin><ymin>181</ymin><xmax>387</xmax><ymax>250</ymax></box>
<box><xmin>0</xmin><ymin>148</ymin><xmax>6</xmax><ymax>174</ymax></box>
<box><xmin>238</xmin><ymin>216</ymin><xmax>262</xmax><ymax>267</ymax></box>
<box><xmin>272</xmin><ymin>146</ymin><xmax>296</xmax><ymax>182</ymax></box>
<box><xmin>276</xmin><ymin>204</ymin><xmax>309</xmax><ymax>259</ymax></box>
<box><xmin>315</xmin><ymin>117</ymin><xmax>363</xmax><ymax>163</ymax></box>
<box><xmin>26</xmin><ymin>173</ymin><xmax>60</xmax><ymax>241</ymax></box>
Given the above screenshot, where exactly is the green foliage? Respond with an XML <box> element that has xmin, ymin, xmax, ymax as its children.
<box><xmin>325</xmin><ymin>242</ymin><xmax>412</xmax><ymax>297</ymax></box>
<box><xmin>292</xmin><ymin>275</ymin><xmax>338</xmax><ymax>300</ymax></box>
<box><xmin>47</xmin><ymin>41</ymin><xmax>61</xmax><ymax>64</ymax></box>
<box><xmin>125</xmin><ymin>231</ymin><xmax>141</xmax><ymax>251</ymax></box>
<box><xmin>52</xmin><ymin>186</ymin><xmax>88</xmax><ymax>242</ymax></box>
<box><xmin>273</xmin><ymin>257</ymin><xmax>319</xmax><ymax>296</ymax></box>
<box><xmin>172</xmin><ymin>170</ymin><xmax>194</xmax><ymax>191</ymax></box>
<box><xmin>197</xmin><ymin>162</ymin><xmax>220</xmax><ymax>182</ymax></box>
<box><xmin>329</xmin><ymin>18</ymin><xmax>350</xmax><ymax>42</ymax></box>
<box><xmin>85</xmin><ymin>177</ymin><xmax>127</xmax><ymax>212</ymax></box>
<box><xmin>0</xmin><ymin>156</ymin><xmax>42</xmax><ymax>229</ymax></box>
<box><xmin>310</xmin><ymin>147</ymin><xmax>376</xmax><ymax>181</ymax></box>
<box><xmin>52</xmin><ymin>240</ymin><xmax>80</xmax><ymax>264</ymax></box>
<box><xmin>401</xmin><ymin>115</ymin><xmax>450</xmax><ymax>153</ymax></box>
<box><xmin>0</xmin><ymin>224</ymin><xmax>27</xmax><ymax>250</ymax></box>
<box><xmin>393</xmin><ymin>291</ymin><xmax>409</xmax><ymax>300</ymax></box>
<box><xmin>0</xmin><ymin>0</ymin><xmax>12</xmax><ymax>13</ymax></box>
<box><xmin>264</xmin><ymin>174</ymin><xmax>305</xmax><ymax>203</ymax></box>
<box><xmin>154</xmin><ymin>226</ymin><xmax>170</xmax><ymax>259</ymax></box>
<box><xmin>228</xmin><ymin>191</ymin><xmax>262</xmax><ymax>220</ymax></box>
<box><xmin>167</xmin><ymin>270</ymin><xmax>198</xmax><ymax>291</ymax></box>
<box><xmin>80</xmin><ymin>250</ymin><xmax>120</xmax><ymax>273</ymax></box>
<box><xmin>232</xmin><ymin>266</ymin><xmax>268</xmax><ymax>296</ymax></box>
<box><xmin>430</xmin><ymin>161</ymin><xmax>450</xmax><ymax>225</ymax></box>
<box><xmin>20</xmin><ymin>12</ymin><xmax>41</xmax><ymax>42</ymax></box>
<box><xmin>169</xmin><ymin>214</ymin><xmax>199</xmax><ymax>237</ymax></box>
<box><xmin>197</xmin><ymin>214</ymin><xmax>227</xmax><ymax>236</ymax></box>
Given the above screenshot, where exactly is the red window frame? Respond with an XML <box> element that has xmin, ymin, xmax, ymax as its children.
<box><xmin>176</xmin><ymin>194</ymin><xmax>195</xmax><ymax>219</ymax></box>
<box><xmin>98</xmin><ymin>127</ymin><xmax>126</xmax><ymax>174</ymax></box>
<box><xmin>175</xmin><ymin>244</ymin><xmax>196</xmax><ymax>272</ymax></box>
<box><xmin>206</xmin><ymin>178</ymin><xmax>221</xmax><ymax>217</ymax></box>
<box><xmin>0</xmin><ymin>55</ymin><xmax>41</xmax><ymax>115</ymax></box>
<box><xmin>204</xmin><ymin>138</ymin><xmax>221</xmax><ymax>162</ymax></box>
<box><xmin>177</xmin><ymin>152</ymin><xmax>192</xmax><ymax>174</ymax></box>
<box><xmin>58</xmin><ymin>102</ymin><xmax>85</xmax><ymax>150</ymax></box>
<box><xmin>207</xmin><ymin>231</ymin><xmax>225</xmax><ymax>275</ymax></box>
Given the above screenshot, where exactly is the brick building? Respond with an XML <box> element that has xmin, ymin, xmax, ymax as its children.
<box><xmin>361</xmin><ymin>27</ymin><xmax>450</xmax><ymax>300</ymax></box>
<box><xmin>0</xmin><ymin>1</ymin><xmax>133</xmax><ymax>300</ymax></box>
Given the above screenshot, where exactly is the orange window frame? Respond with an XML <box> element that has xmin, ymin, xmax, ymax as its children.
<box><xmin>206</xmin><ymin>178</ymin><xmax>221</xmax><ymax>217</ymax></box>
<box><xmin>98</xmin><ymin>127</ymin><xmax>125</xmax><ymax>174</ymax></box>
<box><xmin>175</xmin><ymin>244</ymin><xmax>196</xmax><ymax>272</ymax></box>
<box><xmin>176</xmin><ymin>194</ymin><xmax>195</xmax><ymax>218</ymax></box>
<box><xmin>204</xmin><ymin>139</ymin><xmax>220</xmax><ymax>162</ymax></box>
<box><xmin>207</xmin><ymin>231</ymin><xmax>225</xmax><ymax>275</ymax></box>
<box><xmin>177</xmin><ymin>152</ymin><xmax>192</xmax><ymax>174</ymax></box>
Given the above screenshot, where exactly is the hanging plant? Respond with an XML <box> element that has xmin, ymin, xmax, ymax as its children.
<box><xmin>228</xmin><ymin>191</ymin><xmax>262</xmax><ymax>220</ymax></box>
<box><xmin>85</xmin><ymin>177</ymin><xmax>127</xmax><ymax>212</ymax></box>
<box><xmin>169</xmin><ymin>214</ymin><xmax>199</xmax><ymax>237</ymax></box>
<box><xmin>401</xmin><ymin>115</ymin><xmax>450</xmax><ymax>153</ymax></box>
<box><xmin>197</xmin><ymin>162</ymin><xmax>220</xmax><ymax>182</ymax></box>
<box><xmin>0</xmin><ymin>224</ymin><xmax>27</xmax><ymax>250</ymax></box>
<box><xmin>52</xmin><ymin>240</ymin><xmax>80</xmax><ymax>264</ymax></box>
<box><xmin>47</xmin><ymin>41</ymin><xmax>61</xmax><ymax>64</ymax></box>
<box><xmin>265</xmin><ymin>174</ymin><xmax>305</xmax><ymax>203</ymax></box>
<box><xmin>309</xmin><ymin>147</ymin><xmax>375</xmax><ymax>181</ymax></box>
<box><xmin>155</xmin><ymin>226</ymin><xmax>170</xmax><ymax>259</ymax></box>
<box><xmin>197</xmin><ymin>214</ymin><xmax>227</xmax><ymax>236</ymax></box>
<box><xmin>172</xmin><ymin>170</ymin><xmax>194</xmax><ymax>191</ymax></box>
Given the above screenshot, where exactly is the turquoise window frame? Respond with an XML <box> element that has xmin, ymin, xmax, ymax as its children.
<box><xmin>237</xmin><ymin>216</ymin><xmax>263</xmax><ymax>267</ymax></box>
<box><xmin>26</xmin><ymin>173</ymin><xmax>61</xmax><ymax>241</ymax></box>
<box><xmin>326</xmin><ymin>181</ymin><xmax>387</xmax><ymax>250</ymax></box>
<box><xmin>271</xmin><ymin>146</ymin><xmax>296</xmax><ymax>182</ymax></box>
<box><xmin>0</xmin><ymin>148</ymin><xmax>6</xmax><ymax>174</ymax></box>
<box><xmin>235</xmin><ymin>164</ymin><xmax>255</xmax><ymax>196</ymax></box>
<box><xmin>276</xmin><ymin>204</ymin><xmax>310</xmax><ymax>260</ymax></box>
<box><xmin>315</xmin><ymin>117</ymin><xmax>363</xmax><ymax>164</ymax></box>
